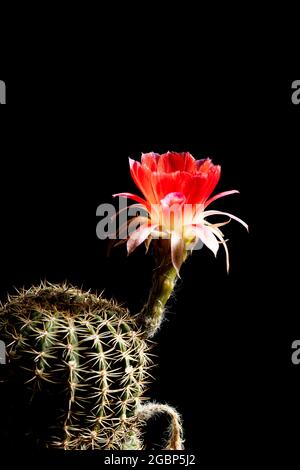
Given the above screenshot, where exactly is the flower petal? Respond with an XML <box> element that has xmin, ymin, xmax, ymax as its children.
<box><xmin>181</xmin><ymin>174</ymin><xmax>212</xmax><ymax>204</ymax></box>
<box><xmin>208</xmin><ymin>226</ymin><xmax>230</xmax><ymax>273</ymax></box>
<box><xmin>183</xmin><ymin>152</ymin><xmax>197</xmax><ymax>172</ymax></box>
<box><xmin>171</xmin><ymin>231</ymin><xmax>185</xmax><ymax>276</ymax></box>
<box><xmin>151</xmin><ymin>170</ymin><xmax>209</xmax><ymax>204</ymax></box>
<box><xmin>127</xmin><ymin>216</ymin><xmax>151</xmax><ymax>237</ymax></box>
<box><xmin>113</xmin><ymin>192</ymin><xmax>150</xmax><ymax>209</ymax></box>
<box><xmin>111</xmin><ymin>215</ymin><xmax>149</xmax><ymax>239</ymax></box>
<box><xmin>205</xmin><ymin>190</ymin><xmax>240</xmax><ymax>208</ymax></box>
<box><xmin>111</xmin><ymin>203</ymin><xmax>147</xmax><ymax>222</ymax></box>
<box><xmin>192</xmin><ymin>224</ymin><xmax>219</xmax><ymax>257</ymax></box>
<box><xmin>202</xmin><ymin>210</ymin><xmax>248</xmax><ymax>231</ymax></box>
<box><xmin>129</xmin><ymin>158</ymin><xmax>158</xmax><ymax>203</ymax></box>
<box><xmin>195</xmin><ymin>158</ymin><xmax>207</xmax><ymax>172</ymax></box>
<box><xmin>157</xmin><ymin>152</ymin><xmax>184</xmax><ymax>173</ymax></box>
<box><xmin>151</xmin><ymin>170</ymin><xmax>183</xmax><ymax>201</ymax></box>
<box><xmin>127</xmin><ymin>223</ymin><xmax>157</xmax><ymax>255</ymax></box>
<box><xmin>157</xmin><ymin>152</ymin><xmax>195</xmax><ymax>173</ymax></box>
<box><xmin>141</xmin><ymin>152</ymin><xmax>160</xmax><ymax>171</ymax></box>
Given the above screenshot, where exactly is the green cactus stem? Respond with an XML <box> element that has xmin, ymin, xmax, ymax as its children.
<box><xmin>0</xmin><ymin>272</ymin><xmax>186</xmax><ymax>450</ymax></box>
<box><xmin>0</xmin><ymin>283</ymin><xmax>152</xmax><ymax>450</ymax></box>
<box><xmin>136</xmin><ymin>240</ymin><xmax>188</xmax><ymax>338</ymax></box>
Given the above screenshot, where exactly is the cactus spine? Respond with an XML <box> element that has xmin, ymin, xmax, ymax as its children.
<box><xmin>0</xmin><ymin>243</ymin><xmax>184</xmax><ymax>450</ymax></box>
<box><xmin>0</xmin><ymin>283</ymin><xmax>152</xmax><ymax>450</ymax></box>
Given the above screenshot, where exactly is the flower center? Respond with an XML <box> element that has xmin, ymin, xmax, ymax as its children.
<box><xmin>160</xmin><ymin>192</ymin><xmax>186</xmax><ymax>208</ymax></box>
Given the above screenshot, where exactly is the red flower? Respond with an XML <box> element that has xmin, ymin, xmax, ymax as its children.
<box><xmin>114</xmin><ymin>152</ymin><xmax>247</xmax><ymax>274</ymax></box>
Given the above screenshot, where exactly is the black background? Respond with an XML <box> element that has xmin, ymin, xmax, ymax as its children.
<box><xmin>0</xmin><ymin>73</ymin><xmax>299</xmax><ymax>467</ymax></box>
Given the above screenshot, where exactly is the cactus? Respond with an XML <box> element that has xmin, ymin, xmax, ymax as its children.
<box><xmin>0</xmin><ymin>283</ymin><xmax>182</xmax><ymax>450</ymax></box>
<box><xmin>0</xmin><ymin>283</ymin><xmax>152</xmax><ymax>449</ymax></box>
<box><xmin>0</xmin><ymin>152</ymin><xmax>247</xmax><ymax>450</ymax></box>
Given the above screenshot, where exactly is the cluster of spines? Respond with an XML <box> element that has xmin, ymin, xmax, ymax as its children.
<box><xmin>0</xmin><ymin>283</ymin><xmax>153</xmax><ymax>450</ymax></box>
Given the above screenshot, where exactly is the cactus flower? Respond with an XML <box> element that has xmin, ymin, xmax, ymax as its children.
<box><xmin>114</xmin><ymin>152</ymin><xmax>247</xmax><ymax>275</ymax></box>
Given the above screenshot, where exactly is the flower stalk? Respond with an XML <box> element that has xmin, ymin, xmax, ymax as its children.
<box><xmin>136</xmin><ymin>241</ymin><xmax>188</xmax><ymax>338</ymax></box>
<box><xmin>113</xmin><ymin>151</ymin><xmax>248</xmax><ymax>337</ymax></box>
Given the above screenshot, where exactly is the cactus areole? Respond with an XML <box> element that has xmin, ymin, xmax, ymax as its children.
<box><xmin>0</xmin><ymin>284</ymin><xmax>152</xmax><ymax>450</ymax></box>
<box><xmin>0</xmin><ymin>152</ymin><xmax>247</xmax><ymax>450</ymax></box>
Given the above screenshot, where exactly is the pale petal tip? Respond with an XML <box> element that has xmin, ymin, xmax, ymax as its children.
<box><xmin>126</xmin><ymin>240</ymin><xmax>132</xmax><ymax>255</ymax></box>
<box><xmin>173</xmin><ymin>264</ymin><xmax>181</xmax><ymax>279</ymax></box>
<box><xmin>128</xmin><ymin>157</ymin><xmax>135</xmax><ymax>168</ymax></box>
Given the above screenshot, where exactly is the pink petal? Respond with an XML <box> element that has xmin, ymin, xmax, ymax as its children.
<box><xmin>171</xmin><ymin>231</ymin><xmax>185</xmax><ymax>276</ymax></box>
<box><xmin>183</xmin><ymin>152</ymin><xmax>196</xmax><ymax>172</ymax></box>
<box><xmin>110</xmin><ymin>215</ymin><xmax>149</xmax><ymax>240</ymax></box>
<box><xmin>150</xmin><ymin>170</ymin><xmax>206</xmax><ymax>203</ymax></box>
<box><xmin>129</xmin><ymin>158</ymin><xmax>157</xmax><ymax>204</ymax></box>
<box><xmin>183</xmin><ymin>170</ymin><xmax>221</xmax><ymax>205</ymax></box>
<box><xmin>202</xmin><ymin>210</ymin><xmax>248</xmax><ymax>231</ymax></box>
<box><xmin>204</xmin><ymin>190</ymin><xmax>240</xmax><ymax>208</ymax></box>
<box><xmin>160</xmin><ymin>192</ymin><xmax>186</xmax><ymax>208</ymax></box>
<box><xmin>141</xmin><ymin>152</ymin><xmax>160</xmax><ymax>171</ymax></box>
<box><xmin>209</xmin><ymin>226</ymin><xmax>230</xmax><ymax>273</ymax></box>
<box><xmin>127</xmin><ymin>223</ymin><xmax>157</xmax><ymax>255</ymax></box>
<box><xmin>151</xmin><ymin>170</ymin><xmax>182</xmax><ymax>201</ymax></box>
<box><xmin>181</xmin><ymin>173</ymin><xmax>210</xmax><ymax>204</ymax></box>
<box><xmin>111</xmin><ymin>203</ymin><xmax>147</xmax><ymax>222</ymax></box>
<box><xmin>127</xmin><ymin>216</ymin><xmax>151</xmax><ymax>237</ymax></box>
<box><xmin>192</xmin><ymin>224</ymin><xmax>219</xmax><ymax>257</ymax></box>
<box><xmin>150</xmin><ymin>166</ymin><xmax>221</xmax><ymax>205</ymax></box>
<box><xmin>195</xmin><ymin>158</ymin><xmax>207</xmax><ymax>172</ymax></box>
<box><xmin>157</xmin><ymin>152</ymin><xmax>186</xmax><ymax>173</ymax></box>
<box><xmin>112</xmin><ymin>192</ymin><xmax>150</xmax><ymax>209</ymax></box>
<box><xmin>155</xmin><ymin>152</ymin><xmax>197</xmax><ymax>173</ymax></box>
